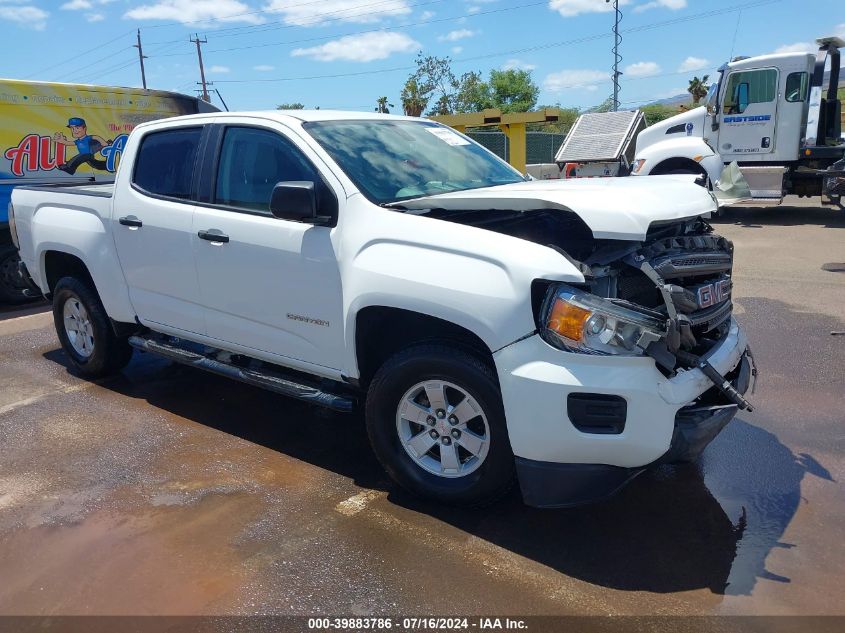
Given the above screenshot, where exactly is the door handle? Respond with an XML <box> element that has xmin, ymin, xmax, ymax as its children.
<box><xmin>119</xmin><ymin>215</ymin><xmax>143</xmax><ymax>228</ymax></box>
<box><xmin>198</xmin><ymin>229</ymin><xmax>229</xmax><ymax>243</ymax></box>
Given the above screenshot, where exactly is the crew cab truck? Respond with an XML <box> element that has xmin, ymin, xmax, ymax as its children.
<box><xmin>10</xmin><ymin>111</ymin><xmax>755</xmax><ymax>507</ymax></box>
<box><xmin>632</xmin><ymin>37</ymin><xmax>845</xmax><ymax>205</ymax></box>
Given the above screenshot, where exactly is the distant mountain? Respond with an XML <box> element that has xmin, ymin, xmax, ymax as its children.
<box><xmin>648</xmin><ymin>93</ymin><xmax>693</xmax><ymax>107</ymax></box>
<box><xmin>643</xmin><ymin>71</ymin><xmax>844</xmax><ymax>109</ymax></box>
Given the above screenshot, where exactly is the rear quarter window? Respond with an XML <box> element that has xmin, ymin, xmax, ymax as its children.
<box><xmin>132</xmin><ymin>127</ymin><xmax>202</xmax><ymax>200</ymax></box>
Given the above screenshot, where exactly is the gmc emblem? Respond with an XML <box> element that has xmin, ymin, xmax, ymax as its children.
<box><xmin>697</xmin><ymin>279</ymin><xmax>731</xmax><ymax>309</ymax></box>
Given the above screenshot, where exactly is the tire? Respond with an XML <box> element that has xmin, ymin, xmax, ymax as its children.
<box><xmin>52</xmin><ymin>276</ymin><xmax>133</xmax><ymax>378</ymax></box>
<box><xmin>365</xmin><ymin>343</ymin><xmax>514</xmax><ymax>506</ymax></box>
<box><xmin>0</xmin><ymin>244</ymin><xmax>38</xmax><ymax>305</ymax></box>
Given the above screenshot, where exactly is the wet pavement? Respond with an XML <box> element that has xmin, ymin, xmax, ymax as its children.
<box><xmin>0</xmin><ymin>199</ymin><xmax>843</xmax><ymax>616</ymax></box>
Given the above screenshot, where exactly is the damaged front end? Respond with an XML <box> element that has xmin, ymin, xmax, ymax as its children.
<box><xmin>538</xmin><ymin>216</ymin><xmax>756</xmax><ymax>412</ymax></box>
<box><xmin>426</xmin><ymin>206</ymin><xmax>755</xmax><ymax>415</ymax></box>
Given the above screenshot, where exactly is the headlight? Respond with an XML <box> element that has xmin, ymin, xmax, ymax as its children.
<box><xmin>541</xmin><ymin>285</ymin><xmax>667</xmax><ymax>356</ymax></box>
<box><xmin>8</xmin><ymin>202</ymin><xmax>19</xmax><ymax>250</ymax></box>
<box><xmin>632</xmin><ymin>158</ymin><xmax>647</xmax><ymax>174</ymax></box>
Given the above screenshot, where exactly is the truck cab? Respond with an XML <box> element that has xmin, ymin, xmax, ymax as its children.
<box><xmin>632</xmin><ymin>37</ymin><xmax>845</xmax><ymax>205</ymax></box>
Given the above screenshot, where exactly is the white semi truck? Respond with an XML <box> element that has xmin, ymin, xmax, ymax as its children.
<box><xmin>553</xmin><ymin>37</ymin><xmax>845</xmax><ymax>208</ymax></box>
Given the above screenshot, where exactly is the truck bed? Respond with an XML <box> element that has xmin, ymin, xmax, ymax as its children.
<box><xmin>16</xmin><ymin>181</ymin><xmax>115</xmax><ymax>198</ymax></box>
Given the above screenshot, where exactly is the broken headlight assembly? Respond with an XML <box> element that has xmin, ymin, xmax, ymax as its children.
<box><xmin>540</xmin><ymin>285</ymin><xmax>668</xmax><ymax>356</ymax></box>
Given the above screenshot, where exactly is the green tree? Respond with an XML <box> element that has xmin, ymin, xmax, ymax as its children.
<box><xmin>641</xmin><ymin>104</ymin><xmax>679</xmax><ymax>125</ymax></box>
<box><xmin>488</xmin><ymin>69</ymin><xmax>539</xmax><ymax>113</ymax></box>
<box><xmin>401</xmin><ymin>77</ymin><xmax>428</xmax><ymax>117</ymax></box>
<box><xmin>276</xmin><ymin>102</ymin><xmax>305</xmax><ymax>110</ymax></box>
<box><xmin>403</xmin><ymin>53</ymin><xmax>459</xmax><ymax>116</ymax></box>
<box><xmin>454</xmin><ymin>71</ymin><xmax>491</xmax><ymax>113</ymax></box>
<box><xmin>528</xmin><ymin>104</ymin><xmax>579</xmax><ymax>133</ymax></box>
<box><xmin>375</xmin><ymin>96</ymin><xmax>393</xmax><ymax>114</ymax></box>
<box><xmin>687</xmin><ymin>75</ymin><xmax>710</xmax><ymax>105</ymax></box>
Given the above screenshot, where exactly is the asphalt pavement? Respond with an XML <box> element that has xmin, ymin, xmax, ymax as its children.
<box><xmin>0</xmin><ymin>197</ymin><xmax>842</xmax><ymax>616</ymax></box>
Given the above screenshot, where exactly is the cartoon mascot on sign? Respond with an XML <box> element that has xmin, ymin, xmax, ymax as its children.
<box><xmin>53</xmin><ymin>117</ymin><xmax>112</xmax><ymax>175</ymax></box>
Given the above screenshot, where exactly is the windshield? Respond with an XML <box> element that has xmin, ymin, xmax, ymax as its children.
<box><xmin>303</xmin><ymin>119</ymin><xmax>526</xmax><ymax>205</ymax></box>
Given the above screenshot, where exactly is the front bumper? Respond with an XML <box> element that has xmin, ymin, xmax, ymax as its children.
<box><xmin>493</xmin><ymin>318</ymin><xmax>751</xmax><ymax>507</ymax></box>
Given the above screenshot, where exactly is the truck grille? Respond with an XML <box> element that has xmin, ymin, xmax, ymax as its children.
<box><xmin>619</xmin><ymin>231</ymin><xmax>735</xmax><ymax>353</ymax></box>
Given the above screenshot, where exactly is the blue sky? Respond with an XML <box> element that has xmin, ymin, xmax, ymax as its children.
<box><xmin>1</xmin><ymin>0</ymin><xmax>842</xmax><ymax>112</ymax></box>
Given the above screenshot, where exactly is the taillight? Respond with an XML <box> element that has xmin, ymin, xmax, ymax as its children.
<box><xmin>8</xmin><ymin>202</ymin><xmax>19</xmax><ymax>249</ymax></box>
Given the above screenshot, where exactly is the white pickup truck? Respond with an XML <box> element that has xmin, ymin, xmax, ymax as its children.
<box><xmin>9</xmin><ymin>111</ymin><xmax>756</xmax><ymax>507</ymax></box>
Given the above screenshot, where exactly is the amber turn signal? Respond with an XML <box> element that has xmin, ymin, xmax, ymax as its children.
<box><xmin>546</xmin><ymin>297</ymin><xmax>591</xmax><ymax>342</ymax></box>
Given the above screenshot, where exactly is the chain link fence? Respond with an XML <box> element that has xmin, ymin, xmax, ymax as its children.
<box><xmin>466</xmin><ymin>131</ymin><xmax>565</xmax><ymax>164</ymax></box>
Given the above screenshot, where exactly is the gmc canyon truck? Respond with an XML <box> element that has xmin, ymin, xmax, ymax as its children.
<box><xmin>9</xmin><ymin>111</ymin><xmax>756</xmax><ymax>508</ymax></box>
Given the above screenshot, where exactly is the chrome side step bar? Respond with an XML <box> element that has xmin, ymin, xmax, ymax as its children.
<box><xmin>128</xmin><ymin>335</ymin><xmax>354</xmax><ymax>413</ymax></box>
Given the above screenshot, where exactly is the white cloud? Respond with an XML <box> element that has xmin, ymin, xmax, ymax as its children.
<box><xmin>438</xmin><ymin>29</ymin><xmax>475</xmax><ymax>42</ymax></box>
<box><xmin>773</xmin><ymin>42</ymin><xmax>816</xmax><ymax>54</ymax></box>
<box><xmin>419</xmin><ymin>10</ymin><xmax>435</xmax><ymax>20</ymax></box>
<box><xmin>625</xmin><ymin>61</ymin><xmax>660</xmax><ymax>77</ymax></box>
<box><xmin>678</xmin><ymin>56</ymin><xmax>708</xmax><ymax>72</ymax></box>
<box><xmin>209</xmin><ymin>65</ymin><xmax>230</xmax><ymax>73</ymax></box>
<box><xmin>125</xmin><ymin>0</ymin><xmax>264</xmax><ymax>25</ymax></box>
<box><xmin>773</xmin><ymin>24</ymin><xmax>845</xmax><ymax>54</ymax></box>
<box><xmin>264</xmin><ymin>0</ymin><xmax>411</xmax><ymax>27</ymax></box>
<box><xmin>451</xmin><ymin>46</ymin><xmax>463</xmax><ymax>54</ymax></box>
<box><xmin>0</xmin><ymin>5</ymin><xmax>48</xmax><ymax>29</ymax></box>
<box><xmin>543</xmin><ymin>69</ymin><xmax>609</xmax><ymax>92</ymax></box>
<box><xmin>502</xmin><ymin>58</ymin><xmax>537</xmax><ymax>71</ymax></box>
<box><xmin>61</xmin><ymin>0</ymin><xmax>92</xmax><ymax>9</ymax></box>
<box><xmin>467</xmin><ymin>5</ymin><xmax>481</xmax><ymax>14</ymax></box>
<box><xmin>548</xmin><ymin>0</ymin><xmax>630</xmax><ymax>18</ymax></box>
<box><xmin>86</xmin><ymin>11</ymin><xmax>104</xmax><ymax>21</ymax></box>
<box><xmin>292</xmin><ymin>31</ymin><xmax>419</xmax><ymax>62</ymax></box>
<box><xmin>633</xmin><ymin>0</ymin><xmax>686</xmax><ymax>13</ymax></box>
<box><xmin>253</xmin><ymin>64</ymin><xmax>275</xmax><ymax>71</ymax></box>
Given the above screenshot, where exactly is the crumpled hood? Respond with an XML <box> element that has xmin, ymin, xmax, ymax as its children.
<box><xmin>397</xmin><ymin>175</ymin><xmax>716</xmax><ymax>241</ymax></box>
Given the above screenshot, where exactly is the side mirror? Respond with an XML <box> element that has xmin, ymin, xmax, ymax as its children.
<box><xmin>270</xmin><ymin>181</ymin><xmax>318</xmax><ymax>222</ymax></box>
<box><xmin>737</xmin><ymin>82</ymin><xmax>749</xmax><ymax>113</ymax></box>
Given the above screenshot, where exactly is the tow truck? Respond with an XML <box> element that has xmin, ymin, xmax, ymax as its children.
<box><xmin>547</xmin><ymin>36</ymin><xmax>845</xmax><ymax>208</ymax></box>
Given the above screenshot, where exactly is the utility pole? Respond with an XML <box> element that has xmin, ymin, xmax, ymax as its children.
<box><xmin>133</xmin><ymin>29</ymin><xmax>148</xmax><ymax>90</ymax></box>
<box><xmin>606</xmin><ymin>0</ymin><xmax>622</xmax><ymax>111</ymax></box>
<box><xmin>191</xmin><ymin>34</ymin><xmax>210</xmax><ymax>102</ymax></box>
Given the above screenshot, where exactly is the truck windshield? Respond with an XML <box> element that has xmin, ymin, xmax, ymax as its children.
<box><xmin>303</xmin><ymin>119</ymin><xmax>526</xmax><ymax>205</ymax></box>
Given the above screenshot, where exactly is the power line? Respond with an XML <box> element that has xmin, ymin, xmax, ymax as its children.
<box><xmin>153</xmin><ymin>0</ymin><xmax>549</xmax><ymax>58</ymax></box>
<box><xmin>141</xmin><ymin>0</ymin><xmax>445</xmax><ymax>35</ymax></box>
<box><xmin>191</xmin><ymin>35</ymin><xmax>211</xmax><ymax>102</ymax></box>
<box><xmin>212</xmin><ymin>0</ymin><xmax>778</xmax><ymax>85</ymax></box>
<box><xmin>24</xmin><ymin>29</ymin><xmax>136</xmax><ymax>80</ymax></box>
<box><xmin>134</xmin><ymin>29</ymin><xmax>149</xmax><ymax>89</ymax></box>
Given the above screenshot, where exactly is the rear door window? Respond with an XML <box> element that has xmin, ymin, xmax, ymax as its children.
<box><xmin>133</xmin><ymin>127</ymin><xmax>202</xmax><ymax>200</ymax></box>
<box><xmin>785</xmin><ymin>72</ymin><xmax>809</xmax><ymax>102</ymax></box>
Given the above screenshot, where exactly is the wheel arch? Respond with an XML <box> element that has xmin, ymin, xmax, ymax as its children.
<box><xmin>354</xmin><ymin>306</ymin><xmax>495</xmax><ymax>389</ymax></box>
<box><xmin>649</xmin><ymin>157</ymin><xmax>708</xmax><ymax>176</ymax></box>
<box><xmin>42</xmin><ymin>250</ymin><xmax>95</xmax><ymax>296</ymax></box>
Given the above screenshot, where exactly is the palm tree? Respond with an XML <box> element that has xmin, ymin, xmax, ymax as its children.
<box><xmin>375</xmin><ymin>96</ymin><xmax>394</xmax><ymax>114</ymax></box>
<box><xmin>401</xmin><ymin>77</ymin><xmax>428</xmax><ymax>117</ymax></box>
<box><xmin>687</xmin><ymin>75</ymin><xmax>710</xmax><ymax>105</ymax></box>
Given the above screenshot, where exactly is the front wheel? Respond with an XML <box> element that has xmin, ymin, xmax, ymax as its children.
<box><xmin>52</xmin><ymin>276</ymin><xmax>133</xmax><ymax>378</ymax></box>
<box><xmin>365</xmin><ymin>344</ymin><xmax>514</xmax><ymax>506</ymax></box>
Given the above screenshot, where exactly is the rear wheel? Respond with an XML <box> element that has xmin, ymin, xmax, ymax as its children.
<box><xmin>365</xmin><ymin>344</ymin><xmax>514</xmax><ymax>506</ymax></box>
<box><xmin>0</xmin><ymin>244</ymin><xmax>38</xmax><ymax>305</ymax></box>
<box><xmin>52</xmin><ymin>276</ymin><xmax>133</xmax><ymax>377</ymax></box>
